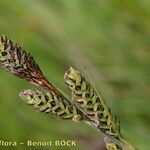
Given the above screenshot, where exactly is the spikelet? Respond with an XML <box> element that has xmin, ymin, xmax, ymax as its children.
<box><xmin>64</xmin><ymin>67</ymin><xmax>122</xmax><ymax>149</ymax></box>
<box><xmin>19</xmin><ymin>89</ymin><xmax>82</xmax><ymax>122</ymax></box>
<box><xmin>0</xmin><ymin>35</ymin><xmax>56</xmax><ymax>92</ymax></box>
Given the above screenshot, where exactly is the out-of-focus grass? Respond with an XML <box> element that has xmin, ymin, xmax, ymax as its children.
<box><xmin>0</xmin><ymin>0</ymin><xmax>149</xmax><ymax>150</ymax></box>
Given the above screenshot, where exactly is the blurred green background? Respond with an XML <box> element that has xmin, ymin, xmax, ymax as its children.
<box><xmin>0</xmin><ymin>0</ymin><xmax>149</xmax><ymax>150</ymax></box>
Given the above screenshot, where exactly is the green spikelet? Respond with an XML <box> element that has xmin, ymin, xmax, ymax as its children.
<box><xmin>19</xmin><ymin>89</ymin><xmax>82</xmax><ymax>122</ymax></box>
<box><xmin>64</xmin><ymin>67</ymin><xmax>122</xmax><ymax>149</ymax></box>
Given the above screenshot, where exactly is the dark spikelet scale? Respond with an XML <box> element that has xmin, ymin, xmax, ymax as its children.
<box><xmin>0</xmin><ymin>35</ymin><xmax>56</xmax><ymax>92</ymax></box>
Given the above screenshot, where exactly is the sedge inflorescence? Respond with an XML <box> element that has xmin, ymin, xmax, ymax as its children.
<box><xmin>0</xmin><ymin>35</ymin><xmax>136</xmax><ymax>150</ymax></box>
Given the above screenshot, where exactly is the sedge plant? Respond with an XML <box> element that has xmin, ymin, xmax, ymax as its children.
<box><xmin>0</xmin><ymin>35</ymin><xmax>136</xmax><ymax>150</ymax></box>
